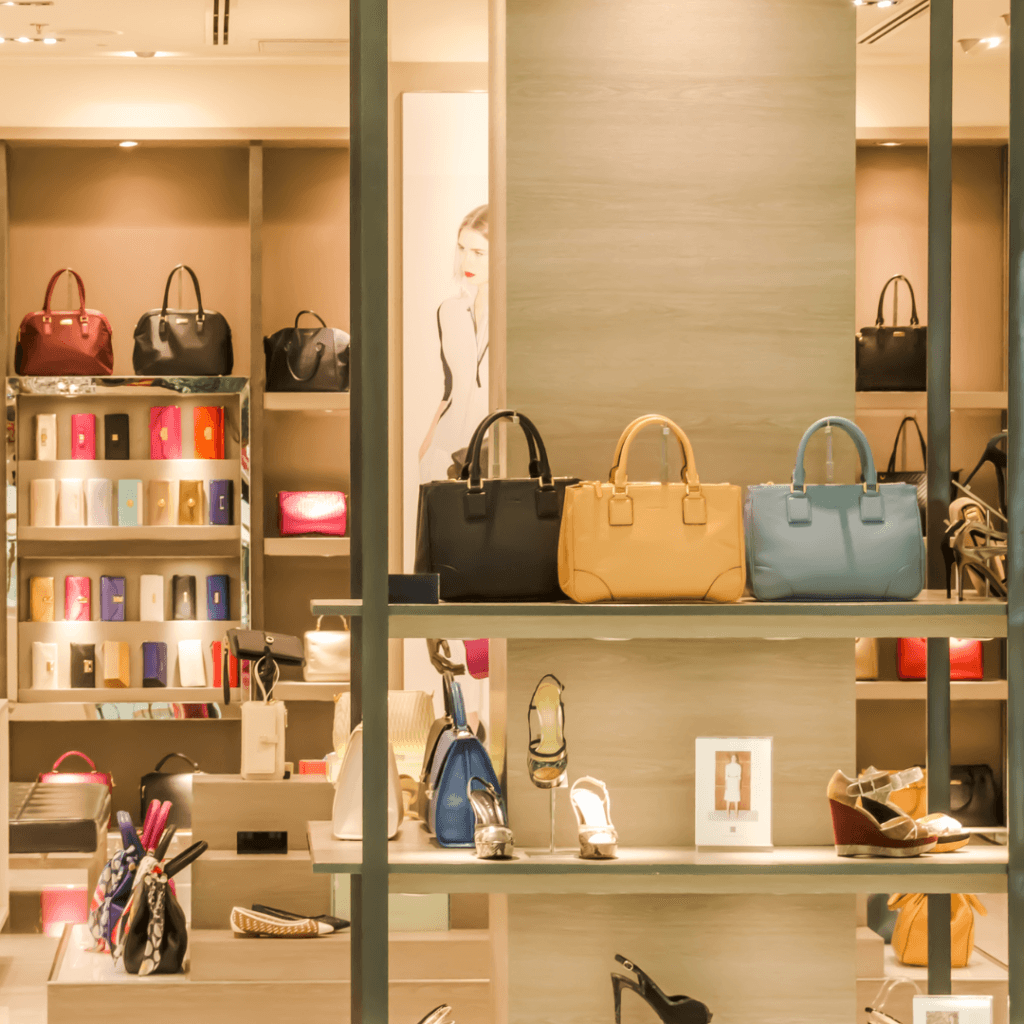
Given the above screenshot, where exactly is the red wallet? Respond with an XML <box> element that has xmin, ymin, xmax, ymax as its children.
<box><xmin>194</xmin><ymin>406</ymin><xmax>225</xmax><ymax>459</ymax></box>
<box><xmin>897</xmin><ymin>637</ymin><xmax>984</xmax><ymax>680</ymax></box>
<box><xmin>71</xmin><ymin>414</ymin><xmax>96</xmax><ymax>460</ymax></box>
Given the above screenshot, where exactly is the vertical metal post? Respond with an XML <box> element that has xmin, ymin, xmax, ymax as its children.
<box><xmin>248</xmin><ymin>143</ymin><xmax>265</xmax><ymax>630</ymax></box>
<box><xmin>1007</xmin><ymin>4</ymin><xmax>1024</xmax><ymax>1020</ymax></box>
<box><xmin>926</xmin><ymin>0</ymin><xmax>954</xmax><ymax>996</ymax></box>
<box><xmin>350</xmin><ymin>0</ymin><xmax>389</xmax><ymax>1019</ymax></box>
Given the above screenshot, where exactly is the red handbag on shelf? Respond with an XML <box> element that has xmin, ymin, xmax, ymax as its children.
<box><xmin>277</xmin><ymin>491</ymin><xmax>347</xmax><ymax>537</ymax></box>
<box><xmin>17</xmin><ymin>269</ymin><xmax>114</xmax><ymax>376</ymax></box>
<box><xmin>38</xmin><ymin>750</ymin><xmax>114</xmax><ymax>822</ymax></box>
<box><xmin>897</xmin><ymin>638</ymin><xmax>984</xmax><ymax>681</ymax></box>
<box><xmin>464</xmin><ymin>639</ymin><xmax>489</xmax><ymax>679</ymax></box>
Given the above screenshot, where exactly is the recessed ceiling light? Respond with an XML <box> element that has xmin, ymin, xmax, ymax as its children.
<box><xmin>42</xmin><ymin>36</ymin><xmax>56</xmax><ymax>44</ymax></box>
<box><xmin>880</xmin><ymin>142</ymin><xmax>902</xmax><ymax>147</ymax></box>
<box><xmin>133</xmin><ymin>50</ymin><xmax>155</xmax><ymax>57</ymax></box>
<box><xmin>119</xmin><ymin>141</ymin><xmax>138</xmax><ymax>149</ymax></box>
<box><xmin>15</xmin><ymin>36</ymin><xmax>31</xmax><ymax>43</ymax></box>
<box><xmin>982</xmin><ymin>36</ymin><xmax>1002</xmax><ymax>48</ymax></box>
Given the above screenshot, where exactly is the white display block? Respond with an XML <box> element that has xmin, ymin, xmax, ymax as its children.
<box><xmin>694</xmin><ymin>737</ymin><xmax>772</xmax><ymax>849</ymax></box>
<box><xmin>913</xmin><ymin>995</ymin><xmax>994</xmax><ymax>1023</ymax></box>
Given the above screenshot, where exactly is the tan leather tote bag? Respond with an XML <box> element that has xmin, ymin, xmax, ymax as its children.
<box><xmin>558</xmin><ymin>415</ymin><xmax>745</xmax><ymax>603</ymax></box>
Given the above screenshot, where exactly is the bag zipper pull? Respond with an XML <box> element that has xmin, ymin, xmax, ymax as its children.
<box><xmin>825</xmin><ymin>422</ymin><xmax>834</xmax><ymax>483</ymax></box>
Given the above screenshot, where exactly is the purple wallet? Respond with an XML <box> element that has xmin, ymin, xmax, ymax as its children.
<box><xmin>142</xmin><ymin>642</ymin><xmax>168</xmax><ymax>688</ymax></box>
<box><xmin>206</xmin><ymin>575</ymin><xmax>230</xmax><ymax>621</ymax></box>
<box><xmin>210</xmin><ymin>480</ymin><xmax>233</xmax><ymax>526</ymax></box>
<box><xmin>100</xmin><ymin>575</ymin><xmax>126</xmax><ymax>622</ymax></box>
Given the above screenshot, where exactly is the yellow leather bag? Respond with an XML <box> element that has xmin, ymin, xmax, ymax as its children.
<box><xmin>887</xmin><ymin>892</ymin><xmax>986</xmax><ymax>967</ymax></box>
<box><xmin>855</xmin><ymin>637</ymin><xmax>879</xmax><ymax>680</ymax></box>
<box><xmin>557</xmin><ymin>414</ymin><xmax>745</xmax><ymax>603</ymax></box>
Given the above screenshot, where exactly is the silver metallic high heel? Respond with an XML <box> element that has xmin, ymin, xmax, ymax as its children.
<box><xmin>527</xmin><ymin>674</ymin><xmax>567</xmax><ymax>789</ymax></box>
<box><xmin>468</xmin><ymin>777</ymin><xmax>514</xmax><ymax>859</ymax></box>
<box><xmin>571</xmin><ymin>776</ymin><xmax>618</xmax><ymax>860</ymax></box>
<box><xmin>414</xmin><ymin>1006</ymin><xmax>454</xmax><ymax>1024</ymax></box>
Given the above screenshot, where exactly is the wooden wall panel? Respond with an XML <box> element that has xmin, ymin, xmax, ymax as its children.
<box><xmin>7</xmin><ymin>147</ymin><xmax>250</xmax><ymax>377</ymax></box>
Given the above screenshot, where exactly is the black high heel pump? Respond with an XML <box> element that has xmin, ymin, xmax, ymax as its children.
<box><xmin>611</xmin><ymin>955</ymin><xmax>712</xmax><ymax>1024</ymax></box>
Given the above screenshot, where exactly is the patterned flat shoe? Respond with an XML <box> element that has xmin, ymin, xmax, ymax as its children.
<box><xmin>230</xmin><ymin>906</ymin><xmax>333</xmax><ymax>938</ymax></box>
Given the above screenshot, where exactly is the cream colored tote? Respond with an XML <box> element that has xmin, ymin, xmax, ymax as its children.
<box><xmin>558</xmin><ymin>415</ymin><xmax>746</xmax><ymax>603</ymax></box>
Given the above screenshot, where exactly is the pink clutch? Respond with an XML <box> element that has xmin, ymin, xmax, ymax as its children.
<box><xmin>277</xmin><ymin>491</ymin><xmax>347</xmax><ymax>536</ymax></box>
<box><xmin>65</xmin><ymin>576</ymin><xmax>91</xmax><ymax>622</ymax></box>
<box><xmin>71</xmin><ymin>414</ymin><xmax>96</xmax><ymax>460</ymax></box>
<box><xmin>150</xmin><ymin>406</ymin><xmax>182</xmax><ymax>460</ymax></box>
<box><xmin>464</xmin><ymin>639</ymin><xmax>489</xmax><ymax>679</ymax></box>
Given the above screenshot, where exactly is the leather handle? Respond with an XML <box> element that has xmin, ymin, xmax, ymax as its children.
<box><xmin>43</xmin><ymin>269</ymin><xmax>87</xmax><ymax>315</ymax></box>
<box><xmin>875</xmin><ymin>274</ymin><xmax>920</xmax><ymax>327</ymax></box>
<box><xmin>154</xmin><ymin>824</ymin><xmax>177</xmax><ymax>862</ymax></box>
<box><xmin>792</xmin><ymin>416</ymin><xmax>878</xmax><ymax>490</ymax></box>
<box><xmin>294</xmin><ymin>309</ymin><xmax>327</xmax><ymax>329</ymax></box>
<box><xmin>117</xmin><ymin>810</ymin><xmax>144</xmax><ymax>858</ymax></box>
<box><xmin>153</xmin><ymin>752</ymin><xmax>200</xmax><ymax>773</ymax></box>
<box><xmin>449</xmin><ymin>675</ymin><xmax>469</xmax><ymax>733</ymax></box>
<box><xmin>610</xmin><ymin>415</ymin><xmax>699</xmax><ymax>490</ymax></box>
<box><xmin>314</xmin><ymin>614</ymin><xmax>350</xmax><ymax>631</ymax></box>
<box><xmin>160</xmin><ymin>264</ymin><xmax>205</xmax><ymax>320</ymax></box>
<box><xmin>464</xmin><ymin>410</ymin><xmax>553</xmax><ymax>490</ymax></box>
<box><xmin>285</xmin><ymin>336</ymin><xmax>326</xmax><ymax>381</ymax></box>
<box><xmin>886</xmin><ymin>416</ymin><xmax>927</xmax><ymax>474</ymax></box>
<box><xmin>164</xmin><ymin>840</ymin><xmax>208</xmax><ymax>879</ymax></box>
<box><xmin>460</xmin><ymin>410</ymin><xmax>545</xmax><ymax>485</ymax></box>
<box><xmin>52</xmin><ymin>749</ymin><xmax>97</xmax><ymax>772</ymax></box>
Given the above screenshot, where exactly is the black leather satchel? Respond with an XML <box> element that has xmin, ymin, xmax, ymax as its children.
<box><xmin>414</xmin><ymin>411</ymin><xmax>579</xmax><ymax>601</ymax></box>
<box><xmin>140</xmin><ymin>753</ymin><xmax>202</xmax><ymax>828</ymax></box>
<box><xmin>264</xmin><ymin>310</ymin><xmax>350</xmax><ymax>392</ymax></box>
<box><xmin>856</xmin><ymin>275</ymin><xmax>927</xmax><ymax>392</ymax></box>
<box><xmin>132</xmin><ymin>265</ymin><xmax>233</xmax><ymax>376</ymax></box>
<box><xmin>950</xmin><ymin>763</ymin><xmax>1002</xmax><ymax>827</ymax></box>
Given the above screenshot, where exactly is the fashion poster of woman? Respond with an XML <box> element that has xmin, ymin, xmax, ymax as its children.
<box><xmin>694</xmin><ymin>737</ymin><xmax>772</xmax><ymax>848</ymax></box>
<box><xmin>401</xmin><ymin>92</ymin><xmax>490</xmax><ymax>722</ymax></box>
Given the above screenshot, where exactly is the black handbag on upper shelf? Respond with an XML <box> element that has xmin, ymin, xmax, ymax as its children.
<box><xmin>132</xmin><ymin>265</ymin><xmax>233</xmax><ymax>376</ymax></box>
<box><xmin>415</xmin><ymin>411</ymin><xmax>579</xmax><ymax>601</ymax></box>
<box><xmin>264</xmin><ymin>310</ymin><xmax>350</xmax><ymax>392</ymax></box>
<box><xmin>856</xmin><ymin>275</ymin><xmax>927</xmax><ymax>392</ymax></box>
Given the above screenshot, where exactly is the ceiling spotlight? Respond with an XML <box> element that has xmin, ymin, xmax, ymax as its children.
<box><xmin>133</xmin><ymin>50</ymin><xmax>155</xmax><ymax>57</ymax></box>
<box><xmin>982</xmin><ymin>36</ymin><xmax>1002</xmax><ymax>48</ymax></box>
<box><xmin>42</xmin><ymin>36</ymin><xmax>55</xmax><ymax>44</ymax></box>
<box><xmin>15</xmin><ymin>36</ymin><xmax>30</xmax><ymax>43</ymax></box>
<box><xmin>880</xmin><ymin>141</ymin><xmax>902</xmax><ymax>147</ymax></box>
<box><xmin>119</xmin><ymin>141</ymin><xmax>138</xmax><ymax>149</ymax></box>
<box><xmin>1003</xmin><ymin>13</ymin><xmax>1011</xmax><ymax>26</ymax></box>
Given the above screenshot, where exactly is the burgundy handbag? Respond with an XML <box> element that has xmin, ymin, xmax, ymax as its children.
<box><xmin>16</xmin><ymin>269</ymin><xmax>114</xmax><ymax>376</ymax></box>
<box><xmin>277</xmin><ymin>491</ymin><xmax>347</xmax><ymax>536</ymax></box>
<box><xmin>897</xmin><ymin>638</ymin><xmax>984</xmax><ymax>680</ymax></box>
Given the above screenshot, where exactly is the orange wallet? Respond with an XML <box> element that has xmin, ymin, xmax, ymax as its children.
<box><xmin>194</xmin><ymin>406</ymin><xmax>225</xmax><ymax>459</ymax></box>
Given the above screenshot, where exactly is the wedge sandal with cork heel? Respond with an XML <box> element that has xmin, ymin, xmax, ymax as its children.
<box><xmin>827</xmin><ymin>770</ymin><xmax>937</xmax><ymax>857</ymax></box>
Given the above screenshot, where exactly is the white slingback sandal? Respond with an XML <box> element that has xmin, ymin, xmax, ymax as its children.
<box><xmin>571</xmin><ymin>776</ymin><xmax>618</xmax><ymax>860</ymax></box>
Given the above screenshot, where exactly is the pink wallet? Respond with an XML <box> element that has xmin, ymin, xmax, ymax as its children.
<box><xmin>71</xmin><ymin>414</ymin><xmax>96</xmax><ymax>460</ymax></box>
<box><xmin>150</xmin><ymin>406</ymin><xmax>182</xmax><ymax>460</ymax></box>
<box><xmin>65</xmin><ymin>576</ymin><xmax>91</xmax><ymax>622</ymax></box>
<box><xmin>277</xmin><ymin>491</ymin><xmax>347</xmax><ymax>536</ymax></box>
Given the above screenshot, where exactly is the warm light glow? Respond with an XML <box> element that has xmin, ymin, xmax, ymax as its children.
<box><xmin>42</xmin><ymin>36</ymin><xmax>55</xmax><ymax>44</ymax></box>
<box><xmin>877</xmin><ymin>1</ymin><xmax>893</xmax><ymax>7</ymax></box>
<box><xmin>119</xmin><ymin>141</ymin><xmax>139</xmax><ymax>149</ymax></box>
<box><xmin>15</xmin><ymin>36</ymin><xmax>31</xmax><ymax>43</ymax></box>
<box><xmin>982</xmin><ymin>36</ymin><xmax>1002</xmax><ymax>48</ymax></box>
<box><xmin>881</xmin><ymin>142</ymin><xmax>902</xmax><ymax>147</ymax></box>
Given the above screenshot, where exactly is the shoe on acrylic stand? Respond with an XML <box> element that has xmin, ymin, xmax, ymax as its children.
<box><xmin>527</xmin><ymin>674</ymin><xmax>567</xmax><ymax>789</ymax></box>
<box><xmin>570</xmin><ymin>776</ymin><xmax>618</xmax><ymax>860</ymax></box>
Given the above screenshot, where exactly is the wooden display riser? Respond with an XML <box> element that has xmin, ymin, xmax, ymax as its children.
<box><xmin>48</xmin><ymin>925</ymin><xmax>492</xmax><ymax>1024</ymax></box>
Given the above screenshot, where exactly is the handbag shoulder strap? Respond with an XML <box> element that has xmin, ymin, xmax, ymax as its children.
<box><xmin>875</xmin><ymin>274</ymin><xmax>920</xmax><ymax>327</ymax></box>
<box><xmin>793</xmin><ymin>416</ymin><xmax>878</xmax><ymax>491</ymax></box>
<box><xmin>964</xmin><ymin>893</ymin><xmax>987</xmax><ymax>916</ymax></box>
<box><xmin>887</xmin><ymin>416</ymin><xmax>927</xmax><ymax>473</ymax></box>
<box><xmin>448</xmin><ymin>675</ymin><xmax>470</xmax><ymax>734</ymax></box>
<box><xmin>52</xmin><ymin>749</ymin><xmax>97</xmax><ymax>772</ymax></box>
<box><xmin>161</xmin><ymin>265</ymin><xmax>205</xmax><ymax>320</ymax></box>
<box><xmin>610</xmin><ymin>415</ymin><xmax>699</xmax><ymax>490</ymax></box>
<box><xmin>43</xmin><ymin>268</ymin><xmax>87</xmax><ymax>315</ymax></box>
<box><xmin>294</xmin><ymin>310</ymin><xmax>327</xmax><ymax>329</ymax></box>
<box><xmin>314</xmin><ymin>614</ymin><xmax>350</xmax><ymax>632</ymax></box>
<box><xmin>153</xmin><ymin>753</ymin><xmax>200</xmax><ymax>773</ymax></box>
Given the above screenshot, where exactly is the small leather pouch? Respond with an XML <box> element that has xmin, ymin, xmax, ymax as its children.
<box><xmin>211</xmin><ymin>641</ymin><xmax>240</xmax><ymax>690</ymax></box>
<box><xmin>172</xmin><ymin>575</ymin><xmax>196</xmax><ymax>620</ymax></box>
<box><xmin>148</xmin><ymin>480</ymin><xmax>174</xmax><ymax>526</ymax></box>
<box><xmin>102</xmin><ymin>640</ymin><xmax>130</xmax><ymax>688</ymax></box>
<box><xmin>178</xmin><ymin>639</ymin><xmax>207</xmax><ymax>688</ymax></box>
<box><xmin>118</xmin><ymin>480</ymin><xmax>143</xmax><ymax>527</ymax></box>
<box><xmin>277</xmin><ymin>491</ymin><xmax>347</xmax><ymax>536</ymax></box>
<box><xmin>85</xmin><ymin>478</ymin><xmax>113</xmax><ymax>526</ymax></box>
<box><xmin>194</xmin><ymin>406</ymin><xmax>225</xmax><ymax>459</ymax></box>
<box><xmin>71</xmin><ymin>414</ymin><xmax>97</xmax><ymax>460</ymax></box>
<box><xmin>100</xmin><ymin>575</ymin><xmax>126</xmax><ymax>622</ymax></box>
<box><xmin>150</xmin><ymin>406</ymin><xmax>182</xmax><ymax>460</ymax></box>
<box><xmin>65</xmin><ymin>576</ymin><xmax>91</xmax><ymax>622</ymax></box>
<box><xmin>140</xmin><ymin>574</ymin><xmax>164</xmax><ymax>621</ymax></box>
<box><xmin>104</xmin><ymin>414</ymin><xmax>130</xmax><ymax>460</ymax></box>
<box><xmin>142</xmin><ymin>642</ymin><xmax>168</xmax><ymax>688</ymax></box>
<box><xmin>30</xmin><ymin>479</ymin><xmax>57</xmax><ymax>527</ymax></box>
<box><xmin>29</xmin><ymin>577</ymin><xmax>55</xmax><ymax>622</ymax></box>
<box><xmin>178</xmin><ymin>481</ymin><xmax>203</xmax><ymax>525</ymax></box>
<box><xmin>35</xmin><ymin>414</ymin><xmax>57</xmax><ymax>460</ymax></box>
<box><xmin>58</xmin><ymin>478</ymin><xmax>85</xmax><ymax>527</ymax></box>
<box><xmin>209</xmin><ymin>480</ymin><xmax>233</xmax><ymax>526</ymax></box>
<box><xmin>206</xmin><ymin>574</ymin><xmax>230</xmax><ymax>621</ymax></box>
<box><xmin>71</xmin><ymin>644</ymin><xmax>96</xmax><ymax>688</ymax></box>
<box><xmin>33</xmin><ymin>642</ymin><xmax>58</xmax><ymax>690</ymax></box>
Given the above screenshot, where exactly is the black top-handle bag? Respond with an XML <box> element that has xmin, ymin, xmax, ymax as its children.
<box><xmin>133</xmin><ymin>264</ymin><xmax>233</xmax><ymax>376</ymax></box>
<box><xmin>264</xmin><ymin>310</ymin><xmax>350</xmax><ymax>392</ymax></box>
<box><xmin>855</xmin><ymin>274</ymin><xmax>927</xmax><ymax>392</ymax></box>
<box><xmin>415</xmin><ymin>410</ymin><xmax>579</xmax><ymax>601</ymax></box>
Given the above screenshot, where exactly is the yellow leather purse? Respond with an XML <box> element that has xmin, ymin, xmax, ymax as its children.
<box><xmin>887</xmin><ymin>892</ymin><xmax>986</xmax><ymax>967</ymax></box>
<box><xmin>558</xmin><ymin>414</ymin><xmax>745</xmax><ymax>603</ymax></box>
<box><xmin>855</xmin><ymin>637</ymin><xmax>879</xmax><ymax>680</ymax></box>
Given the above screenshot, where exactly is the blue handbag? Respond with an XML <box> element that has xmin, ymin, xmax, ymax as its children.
<box><xmin>745</xmin><ymin>416</ymin><xmax>925</xmax><ymax>601</ymax></box>
<box><xmin>428</xmin><ymin>676</ymin><xmax>502</xmax><ymax>848</ymax></box>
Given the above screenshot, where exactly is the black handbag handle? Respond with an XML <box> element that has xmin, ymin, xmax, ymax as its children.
<box><xmin>294</xmin><ymin>310</ymin><xmax>327</xmax><ymax>329</ymax></box>
<box><xmin>160</xmin><ymin>265</ymin><xmax>206</xmax><ymax>321</ymax></box>
<box><xmin>163</xmin><ymin>840</ymin><xmax>208</xmax><ymax>879</ymax></box>
<box><xmin>886</xmin><ymin>416</ymin><xmax>927</xmax><ymax>473</ymax></box>
<box><xmin>284</xmin><ymin>335</ymin><xmax>326</xmax><ymax>382</ymax></box>
<box><xmin>459</xmin><ymin>411</ymin><xmax>544</xmax><ymax>484</ymax></box>
<box><xmin>463</xmin><ymin>410</ymin><xmax>553</xmax><ymax>491</ymax></box>
<box><xmin>875</xmin><ymin>274</ymin><xmax>920</xmax><ymax>327</ymax></box>
<box><xmin>153</xmin><ymin>753</ymin><xmax>200</xmax><ymax>773</ymax></box>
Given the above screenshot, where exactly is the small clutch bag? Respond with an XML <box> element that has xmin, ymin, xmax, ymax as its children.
<box><xmin>178</xmin><ymin>639</ymin><xmax>207</xmax><ymax>688</ymax></box>
<box><xmin>36</xmin><ymin>414</ymin><xmax>57</xmax><ymax>460</ymax></box>
<box><xmin>211</xmin><ymin>640</ymin><xmax>240</xmax><ymax>690</ymax></box>
<box><xmin>206</xmin><ymin>575</ymin><xmax>230</xmax><ymax>621</ymax></box>
<box><xmin>150</xmin><ymin>406</ymin><xmax>182</xmax><ymax>460</ymax></box>
<box><xmin>71</xmin><ymin>414</ymin><xmax>96</xmax><ymax>460</ymax></box>
<box><xmin>58</xmin><ymin>479</ymin><xmax>85</xmax><ymax>527</ymax></box>
<box><xmin>210</xmin><ymin>480</ymin><xmax>233</xmax><ymax>525</ymax></box>
<box><xmin>65</xmin><ymin>576</ymin><xmax>91</xmax><ymax>622</ymax></box>
<box><xmin>71</xmin><ymin>643</ymin><xmax>96</xmax><ymax>688</ymax></box>
<box><xmin>148</xmin><ymin>480</ymin><xmax>174</xmax><ymax>526</ymax></box>
<box><xmin>32</xmin><ymin>642</ymin><xmax>58</xmax><ymax>690</ymax></box>
<box><xmin>86</xmin><ymin>478</ymin><xmax>113</xmax><ymax>526</ymax></box>
<box><xmin>277</xmin><ymin>491</ymin><xmax>347</xmax><ymax>536</ymax></box>
<box><xmin>143</xmin><ymin>642</ymin><xmax>168</xmax><ymax>688</ymax></box>
<box><xmin>172</xmin><ymin>575</ymin><xmax>196</xmax><ymax>620</ymax></box>
<box><xmin>100</xmin><ymin>575</ymin><xmax>126</xmax><ymax>622</ymax></box>
<box><xmin>104</xmin><ymin>414</ymin><xmax>130</xmax><ymax>460</ymax></box>
<box><xmin>102</xmin><ymin>641</ymin><xmax>131</xmax><ymax>688</ymax></box>
<box><xmin>194</xmin><ymin>406</ymin><xmax>225</xmax><ymax>459</ymax></box>
<box><xmin>29</xmin><ymin>576</ymin><xmax>54</xmax><ymax>623</ymax></box>
<box><xmin>118</xmin><ymin>480</ymin><xmax>143</xmax><ymax>527</ymax></box>
<box><xmin>178</xmin><ymin>481</ymin><xmax>203</xmax><ymax>525</ymax></box>
<box><xmin>140</xmin><ymin>575</ymin><xmax>164</xmax><ymax>621</ymax></box>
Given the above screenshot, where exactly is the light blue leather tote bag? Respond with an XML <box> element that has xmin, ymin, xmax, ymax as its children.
<box><xmin>745</xmin><ymin>416</ymin><xmax>925</xmax><ymax>601</ymax></box>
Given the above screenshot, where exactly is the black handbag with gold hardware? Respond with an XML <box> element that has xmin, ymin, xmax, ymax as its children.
<box><xmin>856</xmin><ymin>275</ymin><xmax>927</xmax><ymax>391</ymax></box>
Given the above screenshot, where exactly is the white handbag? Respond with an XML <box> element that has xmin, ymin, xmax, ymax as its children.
<box><xmin>303</xmin><ymin>615</ymin><xmax>351</xmax><ymax>681</ymax></box>
<box><xmin>85</xmin><ymin>478</ymin><xmax>113</xmax><ymax>527</ymax></box>
<box><xmin>331</xmin><ymin>724</ymin><xmax>403</xmax><ymax>840</ymax></box>
<box><xmin>242</xmin><ymin>658</ymin><xmax>288</xmax><ymax>781</ymax></box>
<box><xmin>140</xmin><ymin>575</ymin><xmax>164</xmax><ymax>622</ymax></box>
<box><xmin>35</xmin><ymin>414</ymin><xmax>56</xmax><ymax>460</ymax></box>
<box><xmin>30</xmin><ymin>479</ymin><xmax>57</xmax><ymax>527</ymax></box>
<box><xmin>32</xmin><ymin>642</ymin><xmax>58</xmax><ymax>689</ymax></box>
<box><xmin>333</xmin><ymin>690</ymin><xmax>434</xmax><ymax>776</ymax></box>
<box><xmin>177</xmin><ymin>639</ymin><xmax>207</xmax><ymax>688</ymax></box>
<box><xmin>58</xmin><ymin>479</ymin><xmax>85</xmax><ymax>527</ymax></box>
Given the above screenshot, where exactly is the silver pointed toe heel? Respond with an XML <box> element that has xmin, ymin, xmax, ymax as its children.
<box><xmin>571</xmin><ymin>776</ymin><xmax>618</xmax><ymax>860</ymax></box>
<box><xmin>468</xmin><ymin>777</ymin><xmax>514</xmax><ymax>859</ymax></box>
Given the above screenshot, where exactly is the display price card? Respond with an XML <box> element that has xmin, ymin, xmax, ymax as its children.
<box><xmin>694</xmin><ymin>736</ymin><xmax>772</xmax><ymax>849</ymax></box>
<box><xmin>914</xmin><ymin>995</ymin><xmax>994</xmax><ymax>1024</ymax></box>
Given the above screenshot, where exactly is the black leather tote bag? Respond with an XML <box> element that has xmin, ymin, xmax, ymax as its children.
<box><xmin>133</xmin><ymin>265</ymin><xmax>233</xmax><ymax>376</ymax></box>
<box><xmin>950</xmin><ymin>764</ymin><xmax>1002</xmax><ymax>827</ymax></box>
<box><xmin>139</xmin><ymin>753</ymin><xmax>202</xmax><ymax>829</ymax></box>
<box><xmin>855</xmin><ymin>275</ymin><xmax>927</xmax><ymax>391</ymax></box>
<box><xmin>415</xmin><ymin>411</ymin><xmax>579</xmax><ymax>601</ymax></box>
<box><xmin>264</xmin><ymin>310</ymin><xmax>350</xmax><ymax>392</ymax></box>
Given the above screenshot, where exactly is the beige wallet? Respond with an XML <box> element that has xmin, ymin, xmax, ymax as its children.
<box><xmin>149</xmin><ymin>480</ymin><xmax>174</xmax><ymax>526</ymax></box>
<box><xmin>102</xmin><ymin>640</ymin><xmax>130</xmax><ymax>688</ymax></box>
<box><xmin>178</xmin><ymin>480</ymin><xmax>203</xmax><ymax>525</ymax></box>
<box><xmin>29</xmin><ymin>577</ymin><xmax>54</xmax><ymax>622</ymax></box>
